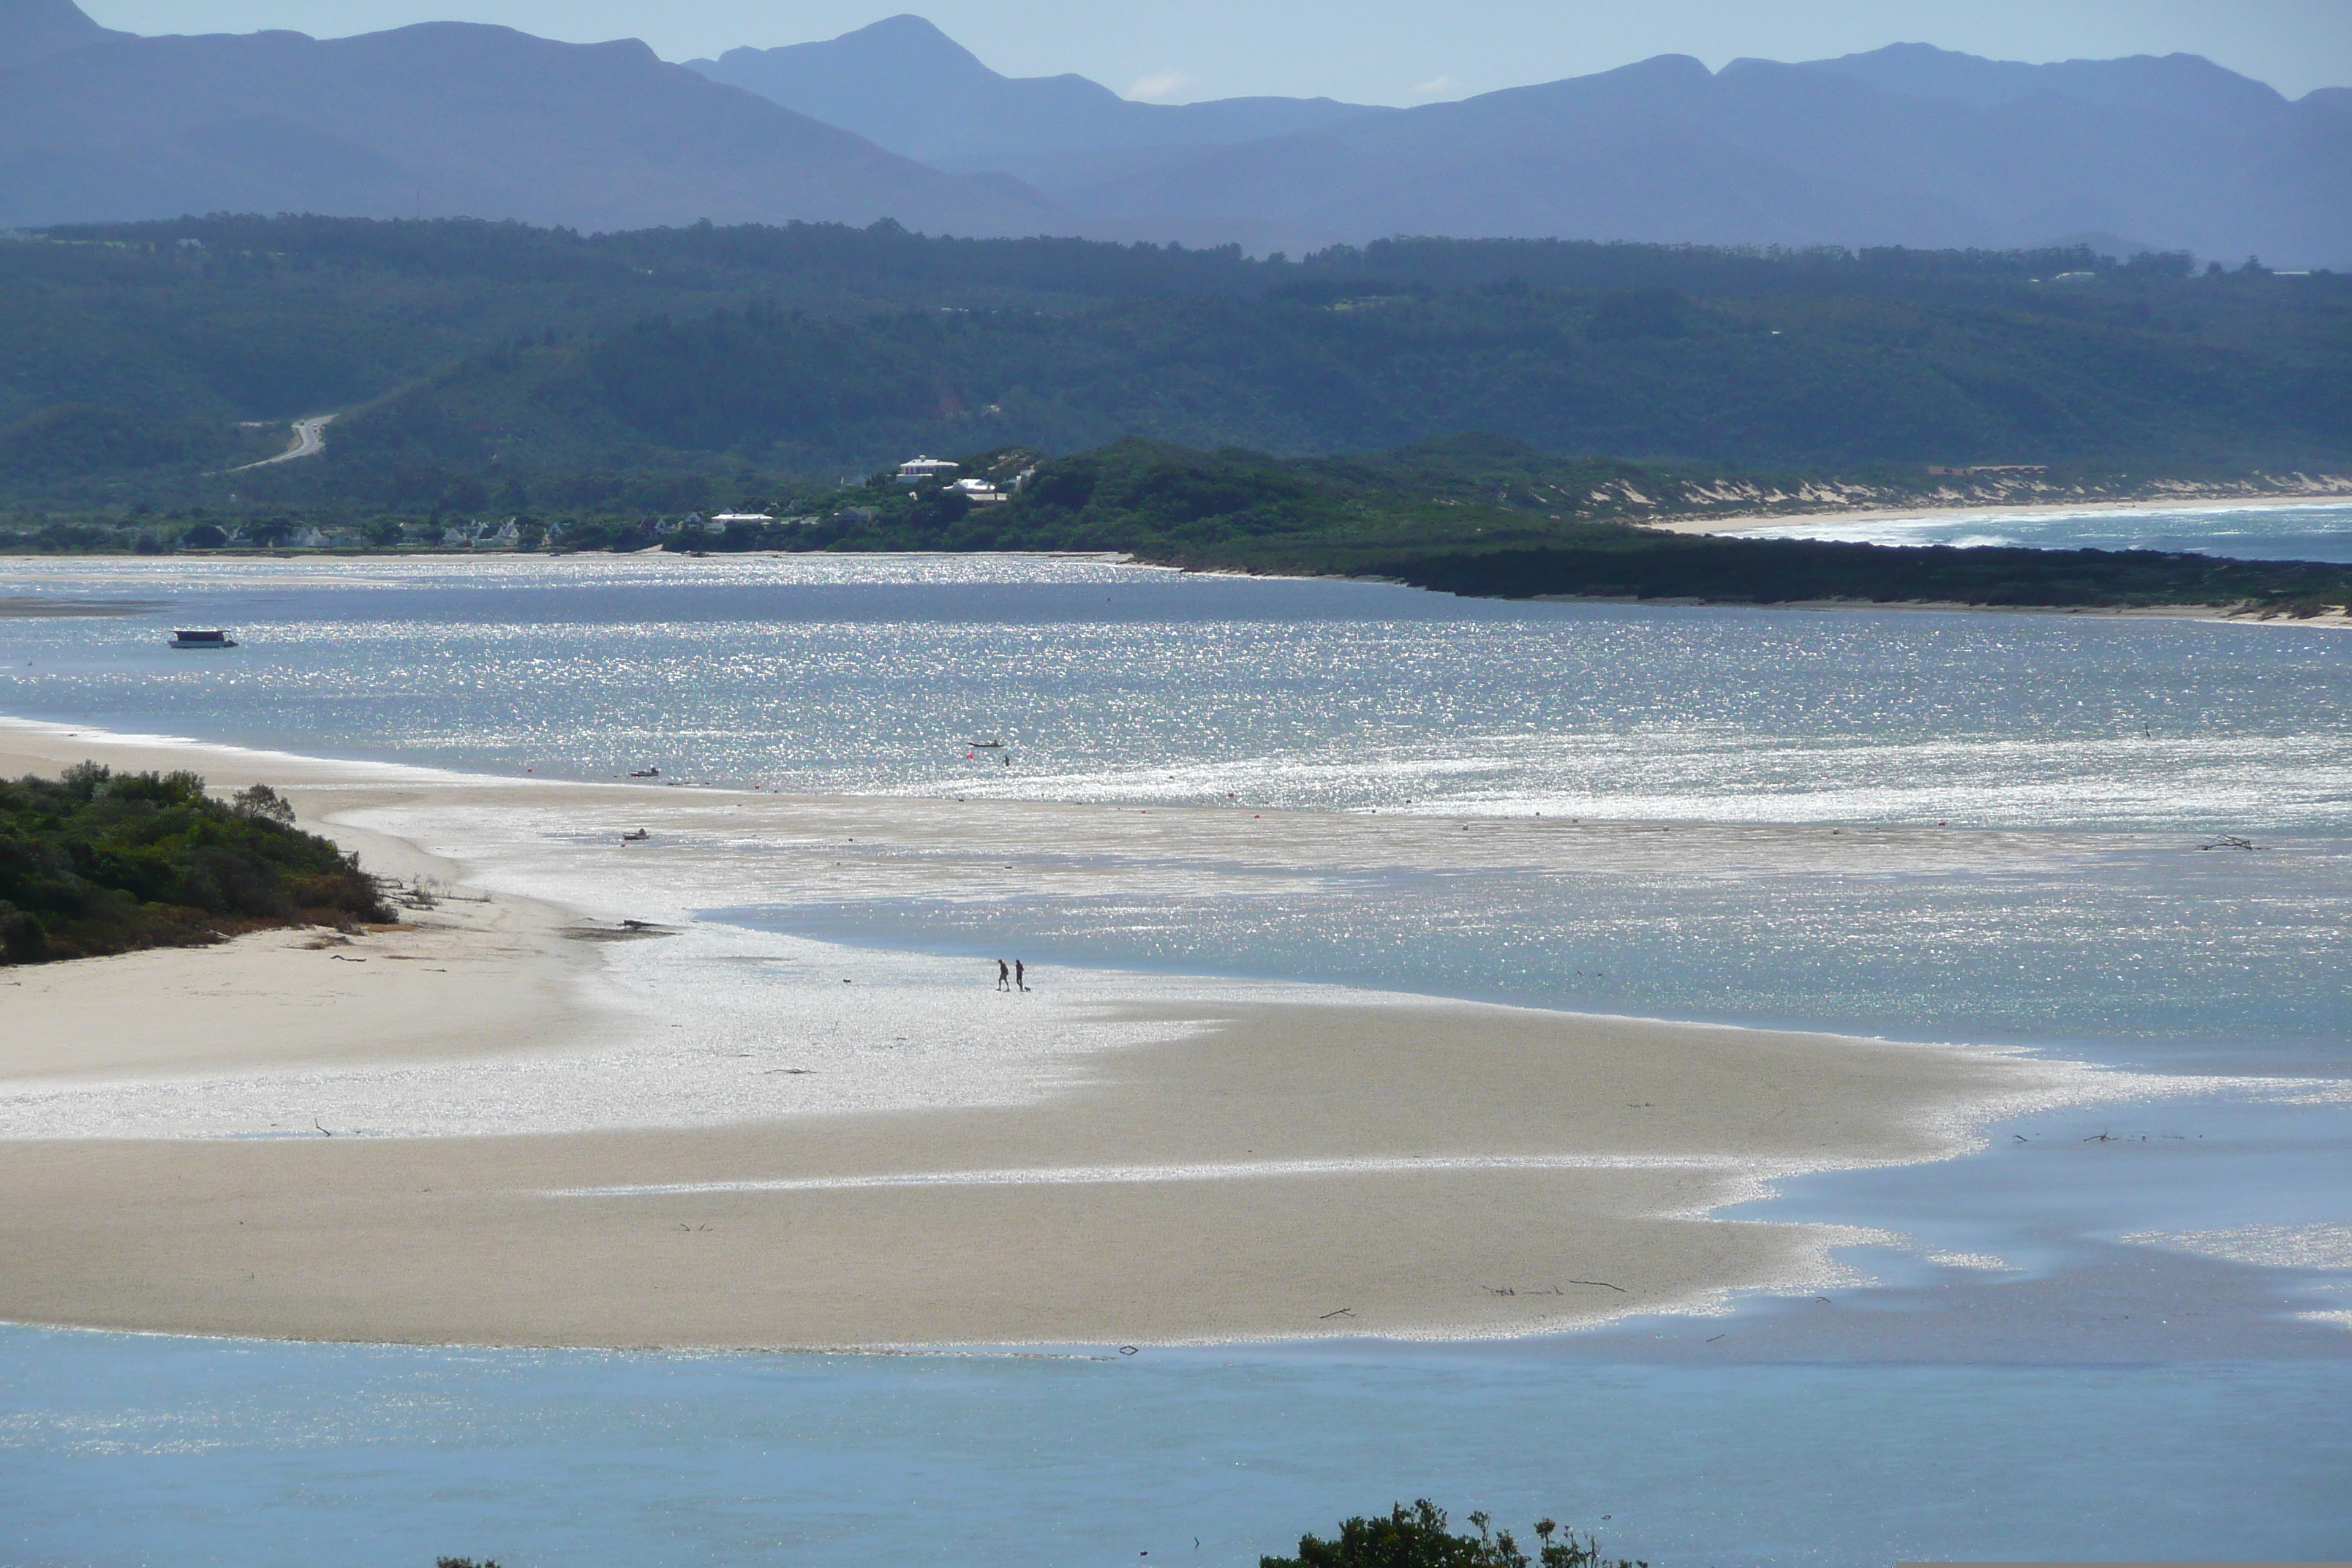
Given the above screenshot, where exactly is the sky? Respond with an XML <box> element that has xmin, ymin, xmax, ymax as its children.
<box><xmin>79</xmin><ymin>1</ymin><xmax>2352</xmax><ymax>102</ymax></box>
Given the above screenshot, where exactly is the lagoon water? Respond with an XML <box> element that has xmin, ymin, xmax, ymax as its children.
<box><xmin>4</xmin><ymin>550</ymin><xmax>2350</xmax><ymax>829</ymax></box>
<box><xmin>2</xmin><ymin>542</ymin><xmax>2348</xmax><ymax>1564</ymax></box>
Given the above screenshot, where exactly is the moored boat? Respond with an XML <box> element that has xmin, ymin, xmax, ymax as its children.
<box><xmin>167</xmin><ymin>629</ymin><xmax>238</xmax><ymax>649</ymax></box>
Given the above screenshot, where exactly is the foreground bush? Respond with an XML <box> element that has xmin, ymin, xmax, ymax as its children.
<box><xmin>0</xmin><ymin>764</ymin><xmax>391</xmax><ymax>963</ymax></box>
<box><xmin>1264</xmin><ymin>1499</ymin><xmax>1647</xmax><ymax>1568</ymax></box>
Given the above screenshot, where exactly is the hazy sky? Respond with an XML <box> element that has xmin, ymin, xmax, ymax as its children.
<box><xmin>80</xmin><ymin>1</ymin><xmax>2352</xmax><ymax>102</ymax></box>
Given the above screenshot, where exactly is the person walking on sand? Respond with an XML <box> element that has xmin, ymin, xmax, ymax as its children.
<box><xmin>996</xmin><ymin>959</ymin><xmax>1011</xmax><ymax>992</ymax></box>
<box><xmin>1015</xmin><ymin>960</ymin><xmax>1028</xmax><ymax>992</ymax></box>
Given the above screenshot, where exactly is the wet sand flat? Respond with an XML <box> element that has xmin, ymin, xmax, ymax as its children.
<box><xmin>0</xmin><ymin>720</ymin><xmax>2073</xmax><ymax>1347</ymax></box>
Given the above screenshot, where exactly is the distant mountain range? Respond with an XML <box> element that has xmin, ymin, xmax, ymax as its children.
<box><xmin>687</xmin><ymin>15</ymin><xmax>1380</xmax><ymax>173</ymax></box>
<box><xmin>687</xmin><ymin>18</ymin><xmax>2349</xmax><ymax>264</ymax></box>
<box><xmin>3</xmin><ymin>0</ymin><xmax>2347</xmax><ymax>264</ymax></box>
<box><xmin>1039</xmin><ymin>47</ymin><xmax>2352</xmax><ymax>263</ymax></box>
<box><xmin>0</xmin><ymin>0</ymin><xmax>1058</xmax><ymax>235</ymax></box>
<box><xmin>685</xmin><ymin>15</ymin><xmax>1382</xmax><ymax>196</ymax></box>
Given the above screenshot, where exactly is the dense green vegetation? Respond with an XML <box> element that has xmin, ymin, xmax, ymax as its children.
<box><xmin>2</xmin><ymin>218</ymin><xmax>2345</xmax><ymax>516</ymax></box>
<box><xmin>1379</xmin><ymin>536</ymin><xmax>2352</xmax><ymax>609</ymax></box>
<box><xmin>902</xmin><ymin>437</ymin><xmax>2352</xmax><ymax>608</ymax></box>
<box><xmin>6</xmin><ymin>432</ymin><xmax>2346</xmax><ymax>611</ymax></box>
<box><xmin>677</xmin><ymin>434</ymin><xmax>2352</xmax><ymax>610</ymax></box>
<box><xmin>1262</xmin><ymin>1500</ymin><xmax>1644</xmax><ymax>1568</ymax></box>
<box><xmin>0</xmin><ymin>766</ymin><xmax>390</xmax><ymax>964</ymax></box>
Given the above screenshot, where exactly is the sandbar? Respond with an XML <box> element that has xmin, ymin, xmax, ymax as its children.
<box><xmin>0</xmin><ymin>719</ymin><xmax>2090</xmax><ymax>1348</ymax></box>
<box><xmin>1646</xmin><ymin>489</ymin><xmax>2352</xmax><ymax>538</ymax></box>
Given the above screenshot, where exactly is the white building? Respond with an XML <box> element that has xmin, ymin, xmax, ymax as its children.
<box><xmin>951</xmin><ymin>478</ymin><xmax>1009</xmax><ymax>505</ymax></box>
<box><xmin>898</xmin><ymin>456</ymin><xmax>959</xmax><ymax>484</ymax></box>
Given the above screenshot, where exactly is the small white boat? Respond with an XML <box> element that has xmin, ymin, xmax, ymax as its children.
<box><xmin>168</xmin><ymin>629</ymin><xmax>238</xmax><ymax>649</ymax></box>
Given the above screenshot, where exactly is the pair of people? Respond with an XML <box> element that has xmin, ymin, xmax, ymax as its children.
<box><xmin>995</xmin><ymin>959</ymin><xmax>1029</xmax><ymax>992</ymax></box>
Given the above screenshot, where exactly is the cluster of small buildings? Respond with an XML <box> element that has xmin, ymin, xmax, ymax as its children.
<box><xmin>195</xmin><ymin>522</ymin><xmax>350</xmax><ymax>549</ymax></box>
<box><xmin>440</xmin><ymin>517</ymin><xmax>524</xmax><ymax>547</ymax></box>
<box><xmin>170</xmin><ymin>459</ymin><xmax>1032</xmax><ymax>554</ymax></box>
<box><xmin>896</xmin><ymin>455</ymin><xmax>1033</xmax><ymax>506</ymax></box>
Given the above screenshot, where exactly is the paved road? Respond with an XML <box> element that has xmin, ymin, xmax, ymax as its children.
<box><xmin>227</xmin><ymin>413</ymin><xmax>336</xmax><ymax>472</ymax></box>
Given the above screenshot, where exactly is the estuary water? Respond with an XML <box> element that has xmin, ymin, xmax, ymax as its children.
<box><xmin>1</xmin><ymin>545</ymin><xmax>2348</xmax><ymax>1564</ymax></box>
<box><xmin>3</xmin><ymin>549</ymin><xmax>2349</xmax><ymax>826</ymax></box>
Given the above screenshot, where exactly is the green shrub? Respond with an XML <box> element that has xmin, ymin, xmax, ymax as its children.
<box><xmin>0</xmin><ymin>764</ymin><xmax>391</xmax><ymax>964</ymax></box>
<box><xmin>1264</xmin><ymin>1500</ymin><xmax>1646</xmax><ymax>1568</ymax></box>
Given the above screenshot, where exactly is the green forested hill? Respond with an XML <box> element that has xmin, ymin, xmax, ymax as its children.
<box><xmin>1</xmin><ymin>217</ymin><xmax>2348</xmax><ymax>515</ymax></box>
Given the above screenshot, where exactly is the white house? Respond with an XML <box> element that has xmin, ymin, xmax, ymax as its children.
<box><xmin>292</xmin><ymin>526</ymin><xmax>331</xmax><ymax>548</ymax></box>
<box><xmin>951</xmin><ymin>478</ymin><xmax>1009</xmax><ymax>505</ymax></box>
<box><xmin>898</xmin><ymin>456</ymin><xmax>959</xmax><ymax>484</ymax></box>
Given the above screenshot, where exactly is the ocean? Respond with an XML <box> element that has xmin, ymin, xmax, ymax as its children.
<box><xmin>1</xmin><ymin>535</ymin><xmax>2346</xmax><ymax>1564</ymax></box>
<box><xmin>1727</xmin><ymin>498</ymin><xmax>2352</xmax><ymax>562</ymax></box>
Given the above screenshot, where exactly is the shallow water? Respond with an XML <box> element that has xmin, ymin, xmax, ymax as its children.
<box><xmin>2</xmin><ymin>551</ymin><xmax>2348</xmax><ymax>1562</ymax></box>
<box><xmin>744</xmin><ymin>832</ymin><xmax>2352</xmax><ymax>1065</ymax></box>
<box><xmin>5</xmin><ymin>1327</ymin><xmax>2350</xmax><ymax>1568</ymax></box>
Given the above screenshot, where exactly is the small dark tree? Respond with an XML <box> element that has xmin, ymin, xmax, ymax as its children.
<box><xmin>230</xmin><ymin>783</ymin><xmax>297</xmax><ymax>824</ymax></box>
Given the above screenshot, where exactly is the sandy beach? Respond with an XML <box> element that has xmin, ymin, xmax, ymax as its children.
<box><xmin>1646</xmin><ymin>488</ymin><xmax>2352</xmax><ymax>538</ymax></box>
<box><xmin>0</xmin><ymin>719</ymin><xmax>2114</xmax><ymax>1348</ymax></box>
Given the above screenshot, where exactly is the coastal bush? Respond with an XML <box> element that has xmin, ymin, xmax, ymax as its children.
<box><xmin>1262</xmin><ymin>1500</ymin><xmax>1646</xmax><ymax>1568</ymax></box>
<box><xmin>0</xmin><ymin>764</ymin><xmax>391</xmax><ymax>964</ymax></box>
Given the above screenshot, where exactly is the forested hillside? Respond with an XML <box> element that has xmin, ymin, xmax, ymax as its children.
<box><xmin>2</xmin><ymin>217</ymin><xmax>2348</xmax><ymax>516</ymax></box>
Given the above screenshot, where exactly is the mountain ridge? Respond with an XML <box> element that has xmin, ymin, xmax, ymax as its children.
<box><xmin>685</xmin><ymin>20</ymin><xmax>2350</xmax><ymax>264</ymax></box>
<box><xmin>1044</xmin><ymin>45</ymin><xmax>2351</xmax><ymax>263</ymax></box>
<box><xmin>686</xmin><ymin>13</ymin><xmax>1384</xmax><ymax>170</ymax></box>
<box><xmin>0</xmin><ymin>4</ymin><xmax>2345</xmax><ymax>263</ymax></box>
<box><xmin>0</xmin><ymin>0</ymin><xmax>127</xmax><ymax>68</ymax></box>
<box><xmin>0</xmin><ymin>7</ymin><xmax>1066</xmax><ymax>235</ymax></box>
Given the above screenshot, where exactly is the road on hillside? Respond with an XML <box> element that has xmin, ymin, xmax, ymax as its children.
<box><xmin>228</xmin><ymin>413</ymin><xmax>336</xmax><ymax>472</ymax></box>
